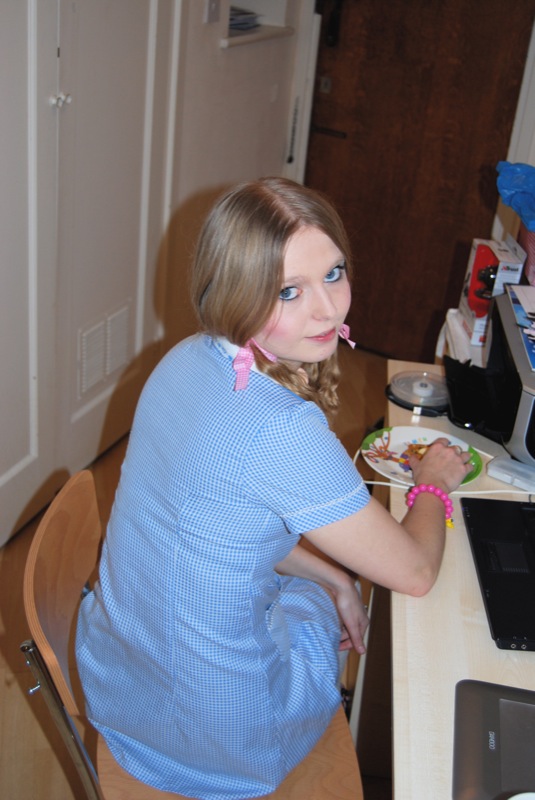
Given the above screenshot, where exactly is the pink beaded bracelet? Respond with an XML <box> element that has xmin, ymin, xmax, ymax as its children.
<box><xmin>406</xmin><ymin>483</ymin><xmax>454</xmax><ymax>528</ymax></box>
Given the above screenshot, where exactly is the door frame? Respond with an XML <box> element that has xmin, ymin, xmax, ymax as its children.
<box><xmin>493</xmin><ymin>21</ymin><xmax>535</xmax><ymax>240</ymax></box>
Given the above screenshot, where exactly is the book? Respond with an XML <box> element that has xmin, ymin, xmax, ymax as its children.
<box><xmin>229</xmin><ymin>7</ymin><xmax>261</xmax><ymax>31</ymax></box>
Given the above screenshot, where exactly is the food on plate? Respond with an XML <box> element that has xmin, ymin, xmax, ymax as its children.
<box><xmin>404</xmin><ymin>442</ymin><xmax>430</xmax><ymax>460</ymax></box>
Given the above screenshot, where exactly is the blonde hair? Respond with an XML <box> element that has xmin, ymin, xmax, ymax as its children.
<box><xmin>191</xmin><ymin>177</ymin><xmax>353</xmax><ymax>416</ymax></box>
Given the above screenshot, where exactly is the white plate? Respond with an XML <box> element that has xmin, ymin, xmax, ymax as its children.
<box><xmin>360</xmin><ymin>426</ymin><xmax>482</xmax><ymax>485</ymax></box>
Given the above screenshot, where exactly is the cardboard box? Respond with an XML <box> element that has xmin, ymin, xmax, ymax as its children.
<box><xmin>458</xmin><ymin>238</ymin><xmax>526</xmax><ymax>345</ymax></box>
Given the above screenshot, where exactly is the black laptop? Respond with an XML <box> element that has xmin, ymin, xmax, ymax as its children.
<box><xmin>453</xmin><ymin>679</ymin><xmax>535</xmax><ymax>800</ymax></box>
<box><xmin>460</xmin><ymin>497</ymin><xmax>535</xmax><ymax>651</ymax></box>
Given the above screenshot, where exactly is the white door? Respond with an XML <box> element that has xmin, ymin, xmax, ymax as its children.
<box><xmin>0</xmin><ymin>0</ymin><xmax>62</xmax><ymax>543</ymax></box>
<box><xmin>55</xmin><ymin>0</ymin><xmax>176</xmax><ymax>474</ymax></box>
<box><xmin>0</xmin><ymin>0</ymin><xmax>178</xmax><ymax>546</ymax></box>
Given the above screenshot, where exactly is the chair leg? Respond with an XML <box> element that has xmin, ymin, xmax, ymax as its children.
<box><xmin>21</xmin><ymin>640</ymin><xmax>105</xmax><ymax>800</ymax></box>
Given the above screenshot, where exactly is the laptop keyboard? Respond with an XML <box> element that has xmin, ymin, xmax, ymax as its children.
<box><xmin>486</xmin><ymin>540</ymin><xmax>531</xmax><ymax>574</ymax></box>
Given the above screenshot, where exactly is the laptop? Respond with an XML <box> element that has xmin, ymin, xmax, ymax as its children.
<box><xmin>453</xmin><ymin>679</ymin><xmax>535</xmax><ymax>800</ymax></box>
<box><xmin>460</xmin><ymin>497</ymin><xmax>535</xmax><ymax>651</ymax></box>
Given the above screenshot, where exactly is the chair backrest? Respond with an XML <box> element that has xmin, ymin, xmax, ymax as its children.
<box><xmin>23</xmin><ymin>470</ymin><xmax>102</xmax><ymax>717</ymax></box>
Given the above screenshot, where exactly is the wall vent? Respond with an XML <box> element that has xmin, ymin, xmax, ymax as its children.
<box><xmin>80</xmin><ymin>322</ymin><xmax>106</xmax><ymax>394</ymax></box>
<box><xmin>106</xmin><ymin>305</ymin><xmax>129</xmax><ymax>376</ymax></box>
<box><xmin>79</xmin><ymin>302</ymin><xmax>131</xmax><ymax>396</ymax></box>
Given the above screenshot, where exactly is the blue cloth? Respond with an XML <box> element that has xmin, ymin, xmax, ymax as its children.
<box><xmin>76</xmin><ymin>334</ymin><xmax>370</xmax><ymax>799</ymax></box>
<box><xmin>497</xmin><ymin>161</ymin><xmax>535</xmax><ymax>231</ymax></box>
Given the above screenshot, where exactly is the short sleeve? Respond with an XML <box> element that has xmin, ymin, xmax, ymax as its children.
<box><xmin>242</xmin><ymin>401</ymin><xmax>370</xmax><ymax>535</ymax></box>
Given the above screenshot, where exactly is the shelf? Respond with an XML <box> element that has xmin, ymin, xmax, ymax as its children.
<box><xmin>220</xmin><ymin>24</ymin><xmax>294</xmax><ymax>49</ymax></box>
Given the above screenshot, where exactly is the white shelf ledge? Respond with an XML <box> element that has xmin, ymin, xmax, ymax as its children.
<box><xmin>220</xmin><ymin>25</ymin><xmax>294</xmax><ymax>49</ymax></box>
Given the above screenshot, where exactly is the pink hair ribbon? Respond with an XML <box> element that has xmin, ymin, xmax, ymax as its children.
<box><xmin>338</xmin><ymin>323</ymin><xmax>356</xmax><ymax>349</ymax></box>
<box><xmin>232</xmin><ymin>339</ymin><xmax>277</xmax><ymax>391</ymax></box>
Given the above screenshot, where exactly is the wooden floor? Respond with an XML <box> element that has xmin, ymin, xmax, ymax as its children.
<box><xmin>0</xmin><ymin>343</ymin><xmax>388</xmax><ymax>800</ymax></box>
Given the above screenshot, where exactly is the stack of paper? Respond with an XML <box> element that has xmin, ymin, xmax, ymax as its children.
<box><xmin>506</xmin><ymin>285</ymin><xmax>535</xmax><ymax>370</ymax></box>
<box><xmin>438</xmin><ymin>309</ymin><xmax>485</xmax><ymax>367</ymax></box>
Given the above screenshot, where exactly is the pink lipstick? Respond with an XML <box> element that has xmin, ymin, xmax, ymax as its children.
<box><xmin>308</xmin><ymin>328</ymin><xmax>337</xmax><ymax>343</ymax></box>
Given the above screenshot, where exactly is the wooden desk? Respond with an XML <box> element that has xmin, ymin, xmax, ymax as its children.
<box><xmin>386</xmin><ymin>361</ymin><xmax>535</xmax><ymax>800</ymax></box>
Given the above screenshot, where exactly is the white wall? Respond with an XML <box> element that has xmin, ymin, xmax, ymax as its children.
<box><xmin>164</xmin><ymin>0</ymin><xmax>307</xmax><ymax>346</ymax></box>
<box><xmin>174</xmin><ymin>2</ymin><xmax>299</xmax><ymax>201</ymax></box>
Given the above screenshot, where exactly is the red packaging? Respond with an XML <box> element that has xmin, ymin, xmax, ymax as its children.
<box><xmin>459</xmin><ymin>238</ymin><xmax>525</xmax><ymax>345</ymax></box>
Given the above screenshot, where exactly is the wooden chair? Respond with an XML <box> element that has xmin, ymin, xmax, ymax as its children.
<box><xmin>21</xmin><ymin>470</ymin><xmax>364</xmax><ymax>800</ymax></box>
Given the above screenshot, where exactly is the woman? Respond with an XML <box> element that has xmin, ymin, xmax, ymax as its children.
<box><xmin>76</xmin><ymin>177</ymin><xmax>470</xmax><ymax>799</ymax></box>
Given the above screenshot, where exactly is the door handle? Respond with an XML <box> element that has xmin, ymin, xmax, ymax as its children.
<box><xmin>49</xmin><ymin>93</ymin><xmax>72</xmax><ymax>109</ymax></box>
<box><xmin>311</xmin><ymin>124</ymin><xmax>347</xmax><ymax>139</ymax></box>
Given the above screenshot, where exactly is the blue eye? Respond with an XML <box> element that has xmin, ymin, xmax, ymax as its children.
<box><xmin>279</xmin><ymin>286</ymin><xmax>299</xmax><ymax>301</ymax></box>
<box><xmin>325</xmin><ymin>263</ymin><xmax>346</xmax><ymax>283</ymax></box>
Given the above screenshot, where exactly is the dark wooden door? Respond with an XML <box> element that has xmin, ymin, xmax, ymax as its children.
<box><xmin>305</xmin><ymin>0</ymin><xmax>535</xmax><ymax>361</ymax></box>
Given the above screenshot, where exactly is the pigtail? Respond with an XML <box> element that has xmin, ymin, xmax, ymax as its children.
<box><xmin>253</xmin><ymin>348</ymin><xmax>341</xmax><ymax>421</ymax></box>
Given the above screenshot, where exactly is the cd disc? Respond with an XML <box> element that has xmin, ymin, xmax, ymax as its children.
<box><xmin>388</xmin><ymin>370</ymin><xmax>448</xmax><ymax>410</ymax></box>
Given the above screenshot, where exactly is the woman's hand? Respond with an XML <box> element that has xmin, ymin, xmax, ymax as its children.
<box><xmin>332</xmin><ymin>577</ymin><xmax>369</xmax><ymax>654</ymax></box>
<box><xmin>275</xmin><ymin>542</ymin><xmax>369</xmax><ymax>652</ymax></box>
<box><xmin>409</xmin><ymin>436</ymin><xmax>472</xmax><ymax>494</ymax></box>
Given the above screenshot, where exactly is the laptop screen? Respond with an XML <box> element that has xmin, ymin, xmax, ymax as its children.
<box><xmin>500</xmin><ymin>698</ymin><xmax>535</xmax><ymax>787</ymax></box>
<box><xmin>453</xmin><ymin>680</ymin><xmax>535</xmax><ymax>800</ymax></box>
<box><xmin>460</xmin><ymin>497</ymin><xmax>535</xmax><ymax>650</ymax></box>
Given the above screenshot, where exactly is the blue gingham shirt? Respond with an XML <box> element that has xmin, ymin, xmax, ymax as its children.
<box><xmin>76</xmin><ymin>334</ymin><xmax>370</xmax><ymax>799</ymax></box>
